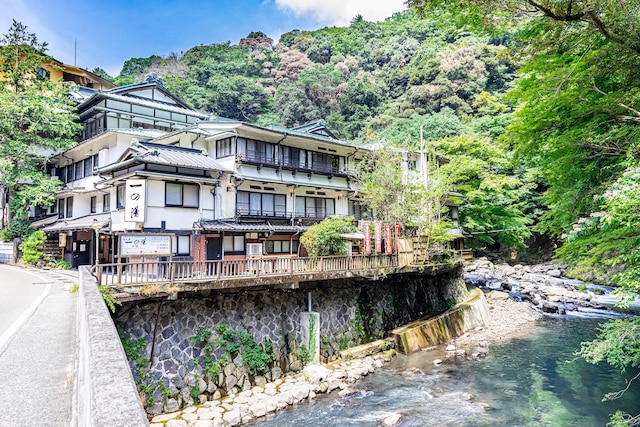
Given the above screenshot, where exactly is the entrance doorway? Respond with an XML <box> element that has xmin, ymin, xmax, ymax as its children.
<box><xmin>206</xmin><ymin>237</ymin><xmax>222</xmax><ymax>276</ymax></box>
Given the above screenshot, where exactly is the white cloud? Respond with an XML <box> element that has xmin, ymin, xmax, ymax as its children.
<box><xmin>274</xmin><ymin>0</ymin><xmax>407</xmax><ymax>26</ymax></box>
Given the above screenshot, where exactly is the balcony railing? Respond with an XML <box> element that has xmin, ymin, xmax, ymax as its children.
<box><xmin>236</xmin><ymin>152</ymin><xmax>347</xmax><ymax>176</ymax></box>
<box><xmin>236</xmin><ymin>208</ymin><xmax>290</xmax><ymax>219</ymax></box>
<box><xmin>94</xmin><ymin>254</ymin><xmax>398</xmax><ymax>287</ymax></box>
<box><xmin>235</xmin><ymin>208</ymin><xmax>334</xmax><ymax>221</ymax></box>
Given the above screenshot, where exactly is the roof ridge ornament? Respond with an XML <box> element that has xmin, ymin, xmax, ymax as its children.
<box><xmin>142</xmin><ymin>72</ymin><xmax>164</xmax><ymax>87</ymax></box>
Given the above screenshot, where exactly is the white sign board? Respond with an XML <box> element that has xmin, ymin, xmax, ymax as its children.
<box><xmin>124</xmin><ymin>179</ymin><xmax>146</xmax><ymax>222</ymax></box>
<box><xmin>120</xmin><ymin>234</ymin><xmax>172</xmax><ymax>256</ymax></box>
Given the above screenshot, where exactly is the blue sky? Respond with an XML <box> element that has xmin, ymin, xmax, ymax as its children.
<box><xmin>1</xmin><ymin>0</ymin><xmax>407</xmax><ymax>77</ymax></box>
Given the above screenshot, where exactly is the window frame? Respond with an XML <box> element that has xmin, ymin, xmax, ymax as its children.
<box><xmin>216</xmin><ymin>137</ymin><xmax>233</xmax><ymax>159</ymax></box>
<box><xmin>90</xmin><ymin>196</ymin><xmax>97</xmax><ymax>214</ymax></box>
<box><xmin>116</xmin><ymin>184</ymin><xmax>125</xmax><ymax>209</ymax></box>
<box><xmin>65</xmin><ymin>197</ymin><xmax>73</xmax><ymax>218</ymax></box>
<box><xmin>223</xmin><ymin>235</ymin><xmax>245</xmax><ymax>254</ymax></box>
<box><xmin>58</xmin><ymin>199</ymin><xmax>65</xmax><ymax>219</ymax></box>
<box><xmin>103</xmin><ymin>193</ymin><xmax>111</xmax><ymax>212</ymax></box>
<box><xmin>165</xmin><ymin>182</ymin><xmax>199</xmax><ymax>208</ymax></box>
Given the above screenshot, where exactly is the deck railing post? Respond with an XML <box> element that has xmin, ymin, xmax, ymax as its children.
<box><xmin>117</xmin><ymin>261</ymin><xmax>123</xmax><ymax>285</ymax></box>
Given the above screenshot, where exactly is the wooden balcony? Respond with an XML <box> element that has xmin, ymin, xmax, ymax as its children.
<box><xmin>94</xmin><ymin>254</ymin><xmax>404</xmax><ymax>300</ymax></box>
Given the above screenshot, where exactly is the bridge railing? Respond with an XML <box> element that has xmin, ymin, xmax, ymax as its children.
<box><xmin>95</xmin><ymin>254</ymin><xmax>398</xmax><ymax>287</ymax></box>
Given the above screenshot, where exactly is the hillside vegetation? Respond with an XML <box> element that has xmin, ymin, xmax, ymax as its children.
<box><xmin>104</xmin><ymin>10</ymin><xmax>532</xmax><ymax>256</ymax></box>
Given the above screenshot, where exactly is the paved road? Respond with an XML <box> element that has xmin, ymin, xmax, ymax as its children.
<box><xmin>0</xmin><ymin>265</ymin><xmax>78</xmax><ymax>427</ymax></box>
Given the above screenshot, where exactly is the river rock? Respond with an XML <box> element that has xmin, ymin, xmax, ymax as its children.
<box><xmin>223</xmin><ymin>409</ymin><xmax>242</xmax><ymax>426</ymax></box>
<box><xmin>547</xmin><ymin>269</ymin><xmax>562</xmax><ymax>278</ymax></box>
<box><xmin>303</xmin><ymin>364</ymin><xmax>330</xmax><ymax>384</ymax></box>
<box><xmin>249</xmin><ymin>402</ymin><xmax>267</xmax><ymax>418</ymax></box>
<box><xmin>382</xmin><ymin>413</ymin><xmax>403</xmax><ymax>426</ymax></box>
<box><xmin>545</xmin><ymin>277</ymin><xmax>566</xmax><ymax>287</ymax></box>
<box><xmin>166</xmin><ymin>420</ymin><xmax>188</xmax><ymax>427</ymax></box>
<box><xmin>164</xmin><ymin>398</ymin><xmax>180</xmax><ymax>413</ymax></box>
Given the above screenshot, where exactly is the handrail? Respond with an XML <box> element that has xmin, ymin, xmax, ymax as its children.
<box><xmin>95</xmin><ymin>254</ymin><xmax>399</xmax><ymax>287</ymax></box>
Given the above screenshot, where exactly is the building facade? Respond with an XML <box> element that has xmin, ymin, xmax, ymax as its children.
<box><xmin>38</xmin><ymin>77</ymin><xmax>459</xmax><ymax>268</ymax></box>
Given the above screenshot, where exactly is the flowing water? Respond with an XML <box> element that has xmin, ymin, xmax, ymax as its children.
<box><xmin>252</xmin><ymin>317</ymin><xmax>640</xmax><ymax>426</ymax></box>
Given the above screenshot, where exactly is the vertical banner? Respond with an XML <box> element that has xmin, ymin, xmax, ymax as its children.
<box><xmin>395</xmin><ymin>223</ymin><xmax>401</xmax><ymax>253</ymax></box>
<box><xmin>385</xmin><ymin>224</ymin><xmax>392</xmax><ymax>254</ymax></box>
<box><xmin>374</xmin><ymin>221</ymin><xmax>382</xmax><ymax>254</ymax></box>
<box><xmin>125</xmin><ymin>179</ymin><xmax>147</xmax><ymax>222</ymax></box>
<box><xmin>363</xmin><ymin>221</ymin><xmax>371</xmax><ymax>255</ymax></box>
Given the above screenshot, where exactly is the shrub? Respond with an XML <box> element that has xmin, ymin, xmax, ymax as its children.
<box><xmin>19</xmin><ymin>230</ymin><xmax>47</xmax><ymax>265</ymax></box>
<box><xmin>300</xmin><ymin>215</ymin><xmax>355</xmax><ymax>256</ymax></box>
<box><xmin>55</xmin><ymin>259</ymin><xmax>72</xmax><ymax>269</ymax></box>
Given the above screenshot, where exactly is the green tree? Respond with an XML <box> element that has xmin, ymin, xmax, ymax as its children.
<box><xmin>0</xmin><ymin>20</ymin><xmax>80</xmax><ymax>235</ymax></box>
<box><xmin>354</xmin><ymin>146</ymin><xmax>457</xmax><ymax>252</ymax></box>
<box><xmin>436</xmin><ymin>135</ymin><xmax>533</xmax><ymax>252</ymax></box>
<box><xmin>19</xmin><ymin>229</ymin><xmax>46</xmax><ymax>265</ymax></box>
<box><xmin>300</xmin><ymin>216</ymin><xmax>355</xmax><ymax>256</ymax></box>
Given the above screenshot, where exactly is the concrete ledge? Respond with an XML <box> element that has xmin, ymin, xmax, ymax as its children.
<box><xmin>77</xmin><ymin>267</ymin><xmax>149</xmax><ymax>426</ymax></box>
<box><xmin>392</xmin><ymin>287</ymin><xmax>491</xmax><ymax>354</ymax></box>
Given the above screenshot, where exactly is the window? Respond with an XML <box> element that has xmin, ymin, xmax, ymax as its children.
<box><xmin>165</xmin><ymin>183</ymin><xmax>199</xmax><ymax>208</ymax></box>
<box><xmin>65</xmin><ymin>197</ymin><xmax>73</xmax><ymax>218</ymax></box>
<box><xmin>216</xmin><ymin>137</ymin><xmax>233</xmax><ymax>158</ymax></box>
<box><xmin>236</xmin><ymin>191</ymin><xmax>286</xmax><ymax>217</ymax></box>
<box><xmin>223</xmin><ymin>235</ymin><xmax>245</xmax><ymax>253</ymax></box>
<box><xmin>66</xmin><ymin>164</ymin><xmax>74</xmax><ymax>183</ymax></box>
<box><xmin>90</xmin><ymin>196</ymin><xmax>97</xmax><ymax>213</ymax></box>
<box><xmin>237</xmin><ymin>138</ymin><xmax>276</xmax><ymax>164</ymax></box>
<box><xmin>173</xmin><ymin>235</ymin><xmax>190</xmax><ymax>255</ymax></box>
<box><xmin>58</xmin><ymin>199</ymin><xmax>65</xmax><ymax>219</ymax></box>
<box><xmin>84</xmin><ymin>158</ymin><xmax>92</xmax><ymax>177</ymax></box>
<box><xmin>103</xmin><ymin>194</ymin><xmax>111</xmax><ymax>212</ymax></box>
<box><xmin>349</xmin><ymin>200</ymin><xmax>368</xmax><ymax>219</ymax></box>
<box><xmin>266</xmin><ymin>240</ymin><xmax>298</xmax><ymax>254</ymax></box>
<box><xmin>75</xmin><ymin>161</ymin><xmax>83</xmax><ymax>180</ymax></box>
<box><xmin>58</xmin><ymin>166</ymin><xmax>66</xmax><ymax>183</ymax></box>
<box><xmin>36</xmin><ymin>67</ymin><xmax>49</xmax><ymax>80</ymax></box>
<box><xmin>295</xmin><ymin>196</ymin><xmax>335</xmax><ymax>218</ymax></box>
<box><xmin>116</xmin><ymin>185</ymin><xmax>125</xmax><ymax>209</ymax></box>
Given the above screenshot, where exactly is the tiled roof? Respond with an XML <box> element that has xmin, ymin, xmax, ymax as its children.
<box><xmin>42</xmin><ymin>213</ymin><xmax>110</xmax><ymax>232</ymax></box>
<box><xmin>132</xmin><ymin>141</ymin><xmax>231</xmax><ymax>172</ymax></box>
<box><xmin>198</xmin><ymin>220</ymin><xmax>308</xmax><ymax>233</ymax></box>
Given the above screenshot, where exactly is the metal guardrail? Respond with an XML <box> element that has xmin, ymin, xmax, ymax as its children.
<box><xmin>95</xmin><ymin>254</ymin><xmax>399</xmax><ymax>286</ymax></box>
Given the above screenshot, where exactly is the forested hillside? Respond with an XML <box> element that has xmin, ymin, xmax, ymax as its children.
<box><xmin>101</xmin><ymin>10</ymin><xmax>533</xmax><ymax>256</ymax></box>
<box><xmin>92</xmin><ymin>4</ymin><xmax>640</xmax><ymax>422</ymax></box>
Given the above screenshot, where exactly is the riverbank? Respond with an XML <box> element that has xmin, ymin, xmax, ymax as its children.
<box><xmin>149</xmin><ymin>349</ymin><xmax>396</xmax><ymax>427</ymax></box>
<box><xmin>438</xmin><ymin>289</ymin><xmax>544</xmax><ymax>363</ymax></box>
<box><xmin>150</xmin><ymin>259</ymin><xmax>591</xmax><ymax>426</ymax></box>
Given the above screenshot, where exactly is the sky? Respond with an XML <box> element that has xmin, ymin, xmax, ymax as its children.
<box><xmin>1</xmin><ymin>0</ymin><xmax>408</xmax><ymax>77</ymax></box>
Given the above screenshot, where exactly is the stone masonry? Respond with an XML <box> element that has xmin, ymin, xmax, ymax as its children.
<box><xmin>114</xmin><ymin>262</ymin><xmax>464</xmax><ymax>415</ymax></box>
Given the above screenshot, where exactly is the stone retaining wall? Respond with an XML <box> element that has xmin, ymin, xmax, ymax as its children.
<box><xmin>114</xmin><ymin>262</ymin><xmax>464</xmax><ymax>415</ymax></box>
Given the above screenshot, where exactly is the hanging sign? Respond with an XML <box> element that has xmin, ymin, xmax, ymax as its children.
<box><xmin>374</xmin><ymin>221</ymin><xmax>383</xmax><ymax>254</ymax></box>
<box><xmin>395</xmin><ymin>223</ymin><xmax>401</xmax><ymax>253</ymax></box>
<box><xmin>385</xmin><ymin>224</ymin><xmax>393</xmax><ymax>254</ymax></box>
<box><xmin>125</xmin><ymin>179</ymin><xmax>146</xmax><ymax>222</ymax></box>
<box><xmin>363</xmin><ymin>221</ymin><xmax>371</xmax><ymax>255</ymax></box>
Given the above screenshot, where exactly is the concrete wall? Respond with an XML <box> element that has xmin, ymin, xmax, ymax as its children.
<box><xmin>115</xmin><ymin>262</ymin><xmax>465</xmax><ymax>415</ymax></box>
<box><xmin>0</xmin><ymin>241</ymin><xmax>13</xmax><ymax>263</ymax></box>
<box><xmin>77</xmin><ymin>267</ymin><xmax>149</xmax><ymax>426</ymax></box>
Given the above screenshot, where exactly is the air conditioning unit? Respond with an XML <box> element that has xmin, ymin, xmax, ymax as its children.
<box><xmin>246</xmin><ymin>243</ymin><xmax>263</xmax><ymax>257</ymax></box>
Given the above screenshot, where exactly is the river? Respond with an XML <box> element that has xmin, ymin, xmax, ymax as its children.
<box><xmin>251</xmin><ymin>317</ymin><xmax>640</xmax><ymax>426</ymax></box>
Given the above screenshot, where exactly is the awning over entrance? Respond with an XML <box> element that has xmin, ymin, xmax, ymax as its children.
<box><xmin>42</xmin><ymin>213</ymin><xmax>111</xmax><ymax>233</ymax></box>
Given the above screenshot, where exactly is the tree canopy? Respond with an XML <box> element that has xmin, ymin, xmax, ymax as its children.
<box><xmin>0</xmin><ymin>20</ymin><xmax>80</xmax><ymax>238</ymax></box>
